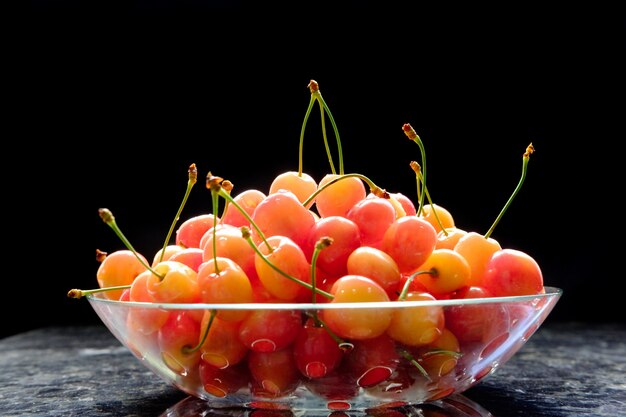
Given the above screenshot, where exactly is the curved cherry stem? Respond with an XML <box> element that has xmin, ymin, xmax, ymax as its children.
<box><xmin>421</xmin><ymin>348</ymin><xmax>463</xmax><ymax>359</ymax></box>
<box><xmin>182</xmin><ymin>309</ymin><xmax>216</xmax><ymax>355</ymax></box>
<box><xmin>218</xmin><ymin>180</ymin><xmax>234</xmax><ymax>222</ymax></box>
<box><xmin>99</xmin><ymin>208</ymin><xmax>163</xmax><ymax>280</ymax></box>
<box><xmin>159</xmin><ymin>163</ymin><xmax>197</xmax><ymax>263</ymax></box>
<box><xmin>302</xmin><ymin>173</ymin><xmax>388</xmax><ymax>208</ymax></box>
<box><xmin>306</xmin><ymin>312</ymin><xmax>352</xmax><ymax>351</ymax></box>
<box><xmin>309</xmin><ymin>80</ymin><xmax>344</xmax><ymax>175</ymax></box>
<box><xmin>310</xmin><ymin>237</ymin><xmax>333</xmax><ymax>305</ymax></box>
<box><xmin>241</xmin><ymin>227</ymin><xmax>334</xmax><ymax>300</ymax></box>
<box><xmin>484</xmin><ymin>143</ymin><xmax>534</xmax><ymax>239</ymax></box>
<box><xmin>316</xmin><ymin>95</ymin><xmax>344</xmax><ymax>175</ymax></box>
<box><xmin>318</xmin><ymin>99</ymin><xmax>337</xmax><ymax>175</ymax></box>
<box><xmin>209</xmin><ymin>184</ymin><xmax>221</xmax><ymax>274</ymax></box>
<box><xmin>298</xmin><ymin>96</ymin><xmax>316</xmax><ymax>177</ymax></box>
<box><xmin>410</xmin><ymin>161</ymin><xmax>448</xmax><ymax>236</ymax></box>
<box><xmin>398</xmin><ymin>348</ymin><xmax>431</xmax><ymax>381</ymax></box>
<box><xmin>397</xmin><ymin>268</ymin><xmax>436</xmax><ymax>300</ymax></box>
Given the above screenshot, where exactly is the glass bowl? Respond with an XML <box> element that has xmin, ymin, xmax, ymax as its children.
<box><xmin>87</xmin><ymin>286</ymin><xmax>561</xmax><ymax>413</ymax></box>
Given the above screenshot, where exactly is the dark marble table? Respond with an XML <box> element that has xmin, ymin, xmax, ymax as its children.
<box><xmin>0</xmin><ymin>322</ymin><xmax>624</xmax><ymax>417</ymax></box>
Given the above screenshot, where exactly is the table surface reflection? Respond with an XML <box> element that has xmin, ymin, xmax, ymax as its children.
<box><xmin>0</xmin><ymin>323</ymin><xmax>624</xmax><ymax>417</ymax></box>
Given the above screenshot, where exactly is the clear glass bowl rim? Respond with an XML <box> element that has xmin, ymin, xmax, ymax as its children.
<box><xmin>86</xmin><ymin>286</ymin><xmax>562</xmax><ymax>311</ymax></box>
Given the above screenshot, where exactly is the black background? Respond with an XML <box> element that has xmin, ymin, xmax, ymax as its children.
<box><xmin>12</xmin><ymin>3</ymin><xmax>623</xmax><ymax>339</ymax></box>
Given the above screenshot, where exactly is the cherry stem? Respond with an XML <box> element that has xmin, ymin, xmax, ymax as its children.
<box><xmin>310</xmin><ymin>237</ymin><xmax>333</xmax><ymax>304</ymax></box>
<box><xmin>410</xmin><ymin>161</ymin><xmax>448</xmax><ymax>236</ymax></box>
<box><xmin>421</xmin><ymin>348</ymin><xmax>463</xmax><ymax>359</ymax></box>
<box><xmin>219</xmin><ymin>180</ymin><xmax>234</xmax><ymax>221</ymax></box>
<box><xmin>302</xmin><ymin>173</ymin><xmax>388</xmax><ymax>208</ymax></box>
<box><xmin>182</xmin><ymin>309</ymin><xmax>216</xmax><ymax>355</ymax></box>
<box><xmin>96</xmin><ymin>249</ymin><xmax>107</xmax><ymax>262</ymax></box>
<box><xmin>209</xmin><ymin>184</ymin><xmax>221</xmax><ymax>274</ymax></box>
<box><xmin>411</xmin><ymin>161</ymin><xmax>422</xmax><ymax>202</ymax></box>
<box><xmin>403</xmin><ymin>124</ymin><xmax>427</xmax><ymax>216</ymax></box>
<box><xmin>298</xmin><ymin>95</ymin><xmax>317</xmax><ymax>177</ymax></box>
<box><xmin>99</xmin><ymin>208</ymin><xmax>164</xmax><ymax>280</ymax></box>
<box><xmin>484</xmin><ymin>143</ymin><xmax>534</xmax><ymax>239</ymax></box>
<box><xmin>207</xmin><ymin>172</ymin><xmax>273</xmax><ymax>251</ymax></box>
<box><xmin>309</xmin><ymin>80</ymin><xmax>344</xmax><ymax>175</ymax></box>
<box><xmin>398</xmin><ymin>268</ymin><xmax>436</xmax><ymax>300</ymax></box>
<box><xmin>305</xmin><ymin>236</ymin><xmax>351</xmax><ymax>349</ymax></box>
<box><xmin>159</xmin><ymin>163</ymin><xmax>197</xmax><ymax>263</ymax></box>
<box><xmin>240</xmin><ymin>227</ymin><xmax>334</xmax><ymax>300</ymax></box>
<box><xmin>398</xmin><ymin>348</ymin><xmax>431</xmax><ymax>381</ymax></box>
<box><xmin>67</xmin><ymin>285</ymin><xmax>131</xmax><ymax>299</ymax></box>
<box><xmin>316</xmin><ymin>99</ymin><xmax>337</xmax><ymax>175</ymax></box>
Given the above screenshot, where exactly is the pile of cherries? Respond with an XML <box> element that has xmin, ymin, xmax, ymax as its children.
<box><xmin>79</xmin><ymin>81</ymin><xmax>544</xmax><ymax>401</ymax></box>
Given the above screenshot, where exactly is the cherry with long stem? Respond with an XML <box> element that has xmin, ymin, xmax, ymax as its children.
<box><xmin>67</xmin><ymin>285</ymin><xmax>131</xmax><ymax>299</ymax></box>
<box><xmin>99</xmin><ymin>208</ymin><xmax>163</xmax><ymax>280</ymax></box>
<box><xmin>308</xmin><ymin>237</ymin><xmax>352</xmax><ymax>350</ymax></box>
<box><xmin>484</xmin><ymin>143</ymin><xmax>534</xmax><ymax>239</ymax></box>
<box><xmin>158</xmin><ymin>163</ymin><xmax>197</xmax><ymax>263</ymax></box>
<box><xmin>402</xmin><ymin>124</ymin><xmax>427</xmax><ymax>216</ymax></box>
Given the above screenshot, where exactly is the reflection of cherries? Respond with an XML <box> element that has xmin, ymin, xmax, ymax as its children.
<box><xmin>303</xmin><ymin>369</ymin><xmax>358</xmax><ymax>401</ymax></box>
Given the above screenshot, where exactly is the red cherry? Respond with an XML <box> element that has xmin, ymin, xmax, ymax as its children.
<box><xmin>176</xmin><ymin>214</ymin><xmax>219</xmax><ymax>249</ymax></box>
<box><xmin>304</xmin><ymin>215</ymin><xmax>361</xmax><ymax>278</ymax></box>
<box><xmin>381</xmin><ymin>216</ymin><xmax>437</xmax><ymax>274</ymax></box>
<box><xmin>483</xmin><ymin>248</ymin><xmax>544</xmax><ymax>296</ymax></box>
